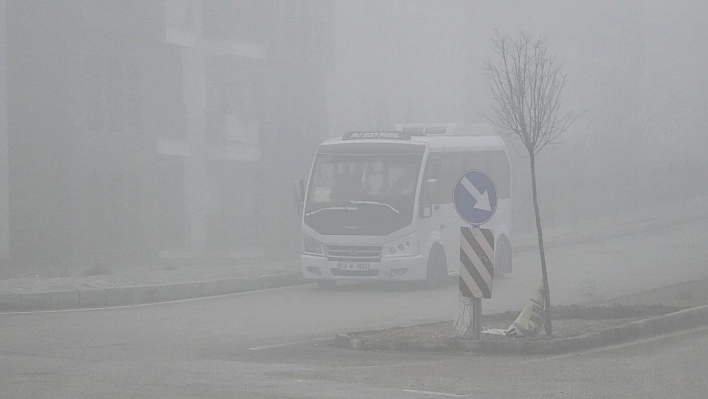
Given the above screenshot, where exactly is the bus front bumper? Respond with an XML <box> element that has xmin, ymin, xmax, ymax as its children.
<box><xmin>301</xmin><ymin>254</ymin><xmax>428</xmax><ymax>281</ymax></box>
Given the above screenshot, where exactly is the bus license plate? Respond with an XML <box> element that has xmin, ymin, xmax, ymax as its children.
<box><xmin>338</xmin><ymin>262</ymin><xmax>370</xmax><ymax>271</ymax></box>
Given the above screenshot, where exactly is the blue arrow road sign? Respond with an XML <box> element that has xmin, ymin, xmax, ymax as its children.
<box><xmin>453</xmin><ymin>170</ymin><xmax>498</xmax><ymax>226</ymax></box>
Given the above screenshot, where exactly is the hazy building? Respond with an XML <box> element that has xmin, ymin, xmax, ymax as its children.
<box><xmin>0</xmin><ymin>0</ymin><xmax>8</xmax><ymax>263</ymax></box>
<box><xmin>4</xmin><ymin>0</ymin><xmax>332</xmax><ymax>268</ymax></box>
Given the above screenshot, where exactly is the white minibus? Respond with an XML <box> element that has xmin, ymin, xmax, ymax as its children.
<box><xmin>295</xmin><ymin>124</ymin><xmax>512</xmax><ymax>288</ymax></box>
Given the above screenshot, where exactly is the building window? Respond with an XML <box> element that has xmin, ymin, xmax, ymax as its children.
<box><xmin>105</xmin><ymin>0</ymin><xmax>154</xmax><ymax>20</ymax></box>
<box><xmin>166</xmin><ymin>0</ymin><xmax>193</xmax><ymax>30</ymax></box>
<box><xmin>207</xmin><ymin>72</ymin><xmax>260</xmax><ymax>145</ymax></box>
<box><xmin>86</xmin><ymin>55</ymin><xmax>142</xmax><ymax>134</ymax></box>
<box><xmin>88</xmin><ymin>171</ymin><xmax>144</xmax><ymax>250</ymax></box>
<box><xmin>222</xmin><ymin>80</ymin><xmax>259</xmax><ymax>144</ymax></box>
<box><xmin>206</xmin><ymin>162</ymin><xmax>259</xmax><ymax>249</ymax></box>
<box><xmin>202</xmin><ymin>0</ymin><xmax>261</xmax><ymax>42</ymax></box>
<box><xmin>157</xmin><ymin>156</ymin><xmax>186</xmax><ymax>248</ymax></box>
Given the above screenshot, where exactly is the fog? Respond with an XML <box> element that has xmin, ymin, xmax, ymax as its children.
<box><xmin>3</xmin><ymin>1</ymin><xmax>708</xmax><ymax>397</ymax></box>
<box><xmin>329</xmin><ymin>0</ymin><xmax>708</xmax><ymax>232</ymax></box>
<box><xmin>1</xmin><ymin>0</ymin><xmax>706</xmax><ymax>267</ymax></box>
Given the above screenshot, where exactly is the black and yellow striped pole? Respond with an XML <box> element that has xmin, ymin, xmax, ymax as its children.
<box><xmin>459</xmin><ymin>226</ymin><xmax>495</xmax><ymax>339</ymax></box>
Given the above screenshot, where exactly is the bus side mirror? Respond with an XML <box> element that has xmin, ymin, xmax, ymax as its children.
<box><xmin>420</xmin><ymin>178</ymin><xmax>437</xmax><ymax>218</ymax></box>
<box><xmin>293</xmin><ymin>179</ymin><xmax>305</xmax><ymax>217</ymax></box>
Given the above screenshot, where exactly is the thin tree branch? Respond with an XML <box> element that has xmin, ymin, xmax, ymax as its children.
<box><xmin>482</xmin><ymin>31</ymin><xmax>583</xmax><ymax>337</ymax></box>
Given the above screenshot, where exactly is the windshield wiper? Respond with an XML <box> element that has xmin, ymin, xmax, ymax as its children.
<box><xmin>305</xmin><ymin>206</ymin><xmax>359</xmax><ymax>217</ymax></box>
<box><xmin>349</xmin><ymin>200</ymin><xmax>400</xmax><ymax>214</ymax></box>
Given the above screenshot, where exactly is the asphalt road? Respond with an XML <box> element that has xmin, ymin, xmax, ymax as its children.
<box><xmin>226</xmin><ymin>325</ymin><xmax>708</xmax><ymax>399</ymax></box>
<box><xmin>2</xmin><ymin>218</ymin><xmax>708</xmax><ymax>398</ymax></box>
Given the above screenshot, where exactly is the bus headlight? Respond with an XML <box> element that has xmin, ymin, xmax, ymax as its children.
<box><xmin>383</xmin><ymin>235</ymin><xmax>417</xmax><ymax>258</ymax></box>
<box><xmin>303</xmin><ymin>235</ymin><xmax>325</xmax><ymax>256</ymax></box>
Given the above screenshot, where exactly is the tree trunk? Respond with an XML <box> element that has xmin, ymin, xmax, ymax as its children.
<box><xmin>530</xmin><ymin>154</ymin><xmax>553</xmax><ymax>336</ymax></box>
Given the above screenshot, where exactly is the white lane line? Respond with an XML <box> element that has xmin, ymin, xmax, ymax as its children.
<box><xmin>338</xmin><ymin>360</ymin><xmax>457</xmax><ymax>371</ymax></box>
<box><xmin>0</xmin><ymin>284</ymin><xmax>309</xmax><ymax>315</ymax></box>
<box><xmin>402</xmin><ymin>389</ymin><xmax>469</xmax><ymax>397</ymax></box>
<box><xmin>248</xmin><ymin>337</ymin><xmax>332</xmax><ymax>351</ymax></box>
<box><xmin>521</xmin><ymin>324</ymin><xmax>708</xmax><ymax>363</ymax></box>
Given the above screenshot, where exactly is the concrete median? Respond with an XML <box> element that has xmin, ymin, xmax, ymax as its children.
<box><xmin>333</xmin><ymin>304</ymin><xmax>708</xmax><ymax>355</ymax></box>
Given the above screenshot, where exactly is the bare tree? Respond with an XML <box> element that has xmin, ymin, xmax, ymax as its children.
<box><xmin>482</xmin><ymin>32</ymin><xmax>581</xmax><ymax>336</ymax></box>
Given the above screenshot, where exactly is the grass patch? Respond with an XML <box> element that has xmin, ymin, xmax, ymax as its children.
<box><xmin>81</xmin><ymin>266</ymin><xmax>112</xmax><ymax>276</ymax></box>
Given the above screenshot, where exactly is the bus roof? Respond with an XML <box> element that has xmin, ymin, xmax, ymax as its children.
<box><xmin>319</xmin><ymin>134</ymin><xmax>506</xmax><ymax>153</ymax></box>
<box><xmin>395</xmin><ymin>123</ymin><xmax>497</xmax><ymax>137</ymax></box>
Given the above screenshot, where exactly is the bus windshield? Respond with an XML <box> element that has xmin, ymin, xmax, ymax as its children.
<box><xmin>304</xmin><ymin>153</ymin><xmax>423</xmax><ymax>235</ymax></box>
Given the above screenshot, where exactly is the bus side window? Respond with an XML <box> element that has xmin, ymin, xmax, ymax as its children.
<box><xmin>422</xmin><ymin>155</ymin><xmax>441</xmax><ymax>203</ymax></box>
<box><xmin>485</xmin><ymin>151</ymin><xmax>511</xmax><ymax>199</ymax></box>
<box><xmin>462</xmin><ymin>151</ymin><xmax>484</xmax><ymax>172</ymax></box>
<box><xmin>444</xmin><ymin>152</ymin><xmax>473</xmax><ymax>204</ymax></box>
<box><xmin>440</xmin><ymin>154</ymin><xmax>459</xmax><ymax>204</ymax></box>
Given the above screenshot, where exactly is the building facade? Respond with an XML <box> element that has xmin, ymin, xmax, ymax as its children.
<box><xmin>4</xmin><ymin>0</ymin><xmax>332</xmax><ymax>268</ymax></box>
<box><xmin>0</xmin><ymin>0</ymin><xmax>8</xmax><ymax>263</ymax></box>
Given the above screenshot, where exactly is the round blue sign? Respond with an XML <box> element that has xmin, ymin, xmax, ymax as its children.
<box><xmin>453</xmin><ymin>170</ymin><xmax>498</xmax><ymax>226</ymax></box>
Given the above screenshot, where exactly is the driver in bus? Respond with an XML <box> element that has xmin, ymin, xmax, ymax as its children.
<box><xmin>387</xmin><ymin>168</ymin><xmax>417</xmax><ymax>197</ymax></box>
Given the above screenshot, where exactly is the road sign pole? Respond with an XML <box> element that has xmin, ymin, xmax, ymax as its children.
<box><xmin>473</xmin><ymin>297</ymin><xmax>482</xmax><ymax>340</ymax></box>
<box><xmin>470</xmin><ymin>223</ymin><xmax>482</xmax><ymax>341</ymax></box>
<box><xmin>453</xmin><ymin>170</ymin><xmax>498</xmax><ymax>341</ymax></box>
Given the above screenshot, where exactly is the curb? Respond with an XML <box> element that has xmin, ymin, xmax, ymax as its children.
<box><xmin>0</xmin><ymin>272</ymin><xmax>308</xmax><ymax>312</ymax></box>
<box><xmin>332</xmin><ymin>304</ymin><xmax>708</xmax><ymax>355</ymax></box>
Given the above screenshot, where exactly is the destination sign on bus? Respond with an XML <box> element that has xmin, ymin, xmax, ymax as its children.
<box><xmin>343</xmin><ymin>131</ymin><xmax>411</xmax><ymax>141</ymax></box>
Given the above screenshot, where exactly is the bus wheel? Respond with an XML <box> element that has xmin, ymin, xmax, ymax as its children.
<box><xmin>316</xmin><ymin>280</ymin><xmax>337</xmax><ymax>289</ymax></box>
<box><xmin>425</xmin><ymin>246</ymin><xmax>447</xmax><ymax>288</ymax></box>
<box><xmin>495</xmin><ymin>237</ymin><xmax>512</xmax><ymax>278</ymax></box>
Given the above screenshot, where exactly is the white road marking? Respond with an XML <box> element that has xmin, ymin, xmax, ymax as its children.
<box><xmin>248</xmin><ymin>337</ymin><xmax>332</xmax><ymax>351</ymax></box>
<box><xmin>521</xmin><ymin>324</ymin><xmax>708</xmax><ymax>363</ymax></box>
<box><xmin>0</xmin><ymin>283</ymin><xmax>309</xmax><ymax>315</ymax></box>
<box><xmin>337</xmin><ymin>359</ymin><xmax>459</xmax><ymax>371</ymax></box>
<box><xmin>402</xmin><ymin>389</ymin><xmax>469</xmax><ymax>397</ymax></box>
